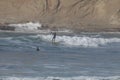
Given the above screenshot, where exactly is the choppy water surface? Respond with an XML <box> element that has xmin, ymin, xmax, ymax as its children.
<box><xmin>0</xmin><ymin>32</ymin><xmax>120</xmax><ymax>80</ymax></box>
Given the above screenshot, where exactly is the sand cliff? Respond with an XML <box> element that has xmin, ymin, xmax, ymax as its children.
<box><xmin>0</xmin><ymin>0</ymin><xmax>120</xmax><ymax>32</ymax></box>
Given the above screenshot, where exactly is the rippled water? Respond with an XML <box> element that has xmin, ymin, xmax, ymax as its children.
<box><xmin>0</xmin><ymin>32</ymin><xmax>120</xmax><ymax>80</ymax></box>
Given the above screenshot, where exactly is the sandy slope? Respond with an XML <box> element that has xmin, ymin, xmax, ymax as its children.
<box><xmin>0</xmin><ymin>0</ymin><xmax>120</xmax><ymax>32</ymax></box>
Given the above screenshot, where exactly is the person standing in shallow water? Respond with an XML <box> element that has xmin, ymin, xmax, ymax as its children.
<box><xmin>52</xmin><ymin>32</ymin><xmax>56</xmax><ymax>43</ymax></box>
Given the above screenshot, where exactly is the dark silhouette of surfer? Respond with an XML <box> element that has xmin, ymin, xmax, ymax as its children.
<box><xmin>52</xmin><ymin>32</ymin><xmax>56</xmax><ymax>43</ymax></box>
<box><xmin>36</xmin><ymin>46</ymin><xmax>40</xmax><ymax>51</ymax></box>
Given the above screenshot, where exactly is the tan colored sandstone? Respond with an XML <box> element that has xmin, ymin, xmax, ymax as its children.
<box><xmin>0</xmin><ymin>0</ymin><xmax>120</xmax><ymax>31</ymax></box>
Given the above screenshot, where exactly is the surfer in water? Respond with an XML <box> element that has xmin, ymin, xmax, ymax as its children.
<box><xmin>36</xmin><ymin>46</ymin><xmax>40</xmax><ymax>51</ymax></box>
<box><xmin>52</xmin><ymin>32</ymin><xmax>56</xmax><ymax>43</ymax></box>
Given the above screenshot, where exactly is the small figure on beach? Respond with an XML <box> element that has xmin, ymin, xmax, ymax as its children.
<box><xmin>51</xmin><ymin>32</ymin><xmax>56</xmax><ymax>43</ymax></box>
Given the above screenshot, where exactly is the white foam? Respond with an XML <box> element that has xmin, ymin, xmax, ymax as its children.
<box><xmin>9</xmin><ymin>22</ymin><xmax>42</xmax><ymax>31</ymax></box>
<box><xmin>0</xmin><ymin>37</ymin><xmax>13</xmax><ymax>40</ymax></box>
<box><xmin>1</xmin><ymin>76</ymin><xmax>120</xmax><ymax>80</ymax></box>
<box><xmin>57</xmin><ymin>28</ymin><xmax>73</xmax><ymax>33</ymax></box>
<box><xmin>38</xmin><ymin>35</ymin><xmax>120</xmax><ymax>47</ymax></box>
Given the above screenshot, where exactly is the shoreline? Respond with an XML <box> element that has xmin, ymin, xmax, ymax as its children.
<box><xmin>1</xmin><ymin>30</ymin><xmax>120</xmax><ymax>35</ymax></box>
<box><xmin>1</xmin><ymin>23</ymin><xmax>120</xmax><ymax>35</ymax></box>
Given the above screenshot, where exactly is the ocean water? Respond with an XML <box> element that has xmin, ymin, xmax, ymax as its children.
<box><xmin>0</xmin><ymin>32</ymin><xmax>120</xmax><ymax>80</ymax></box>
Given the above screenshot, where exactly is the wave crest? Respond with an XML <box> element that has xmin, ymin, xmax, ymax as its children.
<box><xmin>9</xmin><ymin>22</ymin><xmax>42</xmax><ymax>31</ymax></box>
<box><xmin>1</xmin><ymin>76</ymin><xmax>120</xmax><ymax>80</ymax></box>
<box><xmin>38</xmin><ymin>35</ymin><xmax>120</xmax><ymax>47</ymax></box>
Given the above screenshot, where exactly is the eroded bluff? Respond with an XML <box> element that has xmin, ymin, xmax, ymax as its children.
<box><xmin>0</xmin><ymin>0</ymin><xmax>120</xmax><ymax>31</ymax></box>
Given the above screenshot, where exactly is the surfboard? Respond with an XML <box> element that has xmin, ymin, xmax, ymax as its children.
<box><xmin>52</xmin><ymin>41</ymin><xmax>60</xmax><ymax>45</ymax></box>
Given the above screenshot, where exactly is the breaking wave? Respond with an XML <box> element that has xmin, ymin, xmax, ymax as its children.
<box><xmin>1</xmin><ymin>76</ymin><xmax>120</xmax><ymax>80</ymax></box>
<box><xmin>37</xmin><ymin>34</ymin><xmax>120</xmax><ymax>47</ymax></box>
<box><xmin>8</xmin><ymin>22</ymin><xmax>72</xmax><ymax>33</ymax></box>
<box><xmin>1</xmin><ymin>34</ymin><xmax>120</xmax><ymax>48</ymax></box>
<box><xmin>9</xmin><ymin>22</ymin><xmax>42</xmax><ymax>31</ymax></box>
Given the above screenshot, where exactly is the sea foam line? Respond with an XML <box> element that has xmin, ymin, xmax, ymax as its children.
<box><xmin>1</xmin><ymin>76</ymin><xmax>120</xmax><ymax>80</ymax></box>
